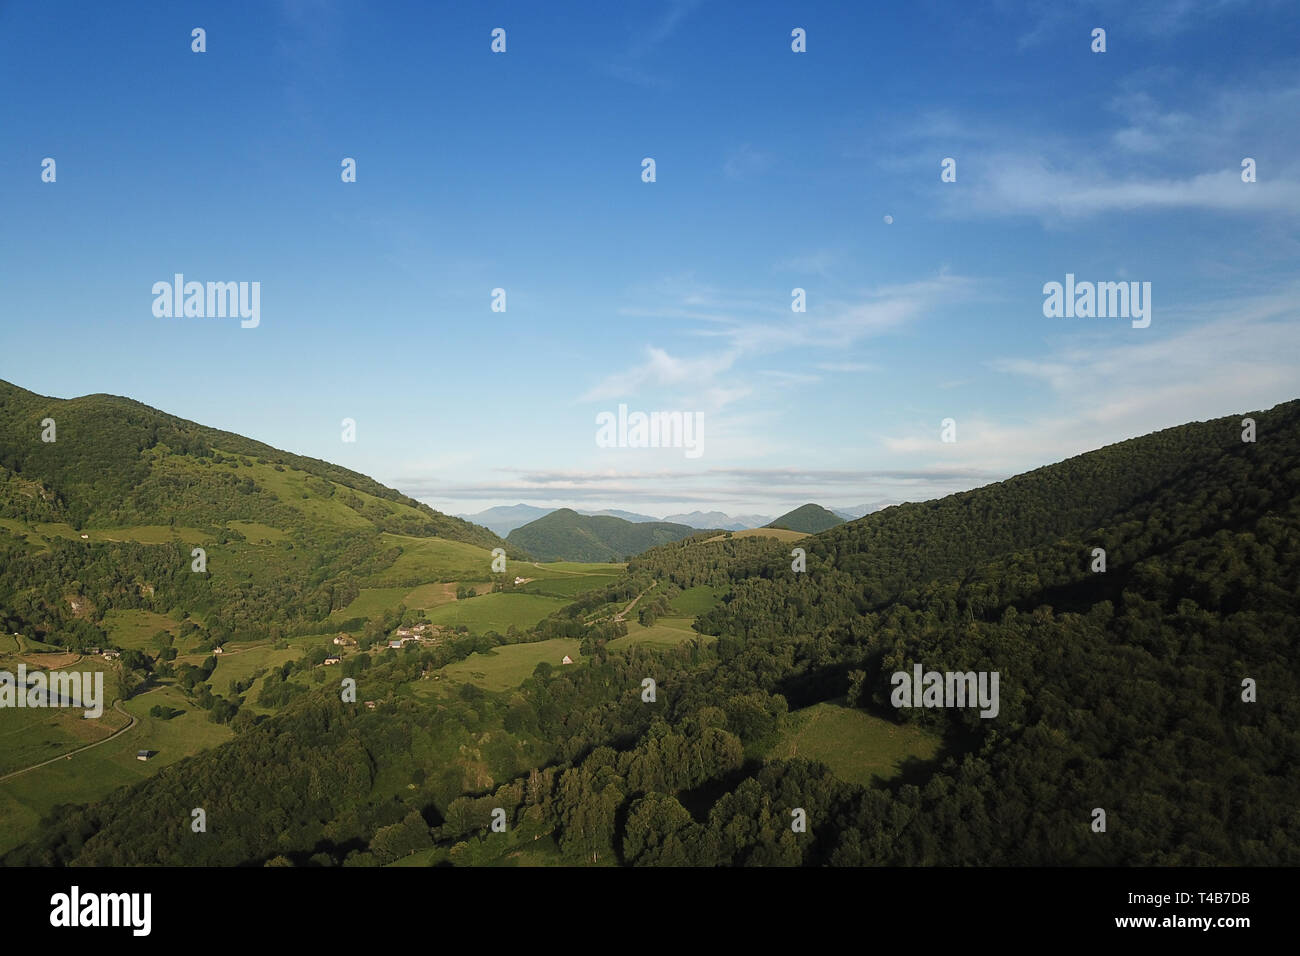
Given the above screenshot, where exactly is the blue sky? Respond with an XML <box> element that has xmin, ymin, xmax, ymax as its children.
<box><xmin>2</xmin><ymin>0</ymin><xmax>1298</xmax><ymax>518</ymax></box>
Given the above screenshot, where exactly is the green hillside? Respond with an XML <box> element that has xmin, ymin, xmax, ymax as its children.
<box><xmin>5</xmin><ymin>397</ymin><xmax>1298</xmax><ymax>868</ymax></box>
<box><xmin>0</xmin><ymin>379</ymin><xmax>505</xmax><ymax>547</ymax></box>
<box><xmin>0</xmin><ymin>379</ymin><xmax>519</xmax><ymax>649</ymax></box>
<box><xmin>766</xmin><ymin>503</ymin><xmax>845</xmax><ymax>533</ymax></box>
<box><xmin>506</xmin><ymin>508</ymin><xmax>707</xmax><ymax>562</ymax></box>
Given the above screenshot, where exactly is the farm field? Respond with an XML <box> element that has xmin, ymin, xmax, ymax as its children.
<box><xmin>0</xmin><ymin>681</ymin><xmax>232</xmax><ymax>856</ymax></box>
<box><xmin>518</xmin><ymin>573</ymin><xmax>618</xmax><ymax>598</ymax></box>
<box><xmin>0</xmin><ymin>693</ymin><xmax>129</xmax><ymax>776</ymax></box>
<box><xmin>767</xmin><ymin>702</ymin><xmax>941</xmax><ymax>788</ymax></box>
<box><xmin>328</xmin><ymin>557</ymin><xmax>622</xmax><ymax>623</ymax></box>
<box><xmin>436</xmin><ymin>638</ymin><xmax>583</xmax><ymax>692</ymax></box>
<box><xmin>424</xmin><ymin>592</ymin><xmax>571</xmax><ymax>635</ymax></box>
<box><xmin>331</xmin><ymin>587</ymin><xmax>415</xmax><ymax>621</ymax></box>
<box><xmin>531</xmin><ymin>561</ymin><xmax>625</xmax><ymax>575</ymax></box>
<box><xmin>399</xmin><ymin>581</ymin><xmax>459</xmax><ymax>608</ymax></box>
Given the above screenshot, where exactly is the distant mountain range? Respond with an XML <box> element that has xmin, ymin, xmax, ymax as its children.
<box><xmin>458</xmin><ymin>504</ymin><xmax>773</xmax><ymax>536</ymax></box>
<box><xmin>505</xmin><ymin>508</ymin><xmax>709</xmax><ymax>562</ymax></box>
<box><xmin>662</xmin><ymin>510</ymin><xmax>774</xmax><ymax>531</ymax></box>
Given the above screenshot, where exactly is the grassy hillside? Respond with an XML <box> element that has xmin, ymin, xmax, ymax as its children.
<box><xmin>0</xmin><ymin>380</ymin><xmax>527</xmax><ymax>650</ymax></box>
<box><xmin>767</xmin><ymin>503</ymin><xmax>845</xmax><ymax>533</ymax></box>
<box><xmin>506</xmin><ymin>508</ymin><xmax>707</xmax><ymax>562</ymax></box>
<box><xmin>0</xmin><ymin>380</ymin><xmax>506</xmax><ymax>548</ymax></box>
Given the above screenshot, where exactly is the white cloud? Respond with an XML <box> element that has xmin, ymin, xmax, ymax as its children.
<box><xmin>883</xmin><ymin>284</ymin><xmax>1300</xmax><ymax>472</ymax></box>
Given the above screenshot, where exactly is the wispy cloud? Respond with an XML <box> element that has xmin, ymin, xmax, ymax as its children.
<box><xmin>600</xmin><ymin>0</ymin><xmax>706</xmax><ymax>89</ymax></box>
<box><xmin>582</xmin><ymin>272</ymin><xmax>978</xmax><ymax>410</ymax></box>
<box><xmin>579</xmin><ymin>346</ymin><xmax>740</xmax><ymax>403</ymax></box>
<box><xmin>882</xmin><ymin>283</ymin><xmax>1300</xmax><ymax>472</ymax></box>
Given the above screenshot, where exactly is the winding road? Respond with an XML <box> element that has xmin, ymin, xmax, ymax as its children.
<box><xmin>0</xmin><ymin>689</ymin><xmax>158</xmax><ymax>784</ymax></box>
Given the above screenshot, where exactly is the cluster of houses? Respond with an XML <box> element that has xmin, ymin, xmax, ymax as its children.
<box><xmin>387</xmin><ymin>622</ymin><xmax>441</xmax><ymax>650</ymax></box>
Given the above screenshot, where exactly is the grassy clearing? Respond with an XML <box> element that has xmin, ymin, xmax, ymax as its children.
<box><xmin>103</xmin><ymin>609</ymin><xmax>179</xmax><ymax>651</ymax></box>
<box><xmin>0</xmin><ymin>518</ymin><xmax>210</xmax><ymax>549</ymax></box>
<box><xmin>669</xmin><ymin>585</ymin><xmax>723</xmax><ymax>616</ymax></box>
<box><xmin>400</xmin><ymin>581</ymin><xmax>459</xmax><ymax>609</ymax></box>
<box><xmin>518</xmin><ymin>574</ymin><xmax>617</xmax><ymax>598</ymax></box>
<box><xmin>331</xmin><ymin>587</ymin><xmax>413</xmax><ymax>620</ymax></box>
<box><xmin>0</xmin><ymin>681</ymin><xmax>232</xmax><ymax>856</ymax></box>
<box><xmin>438</xmin><ymin>638</ymin><xmax>583</xmax><ymax>692</ymax></box>
<box><xmin>609</xmin><ymin>617</ymin><xmax>709</xmax><ymax>649</ymax></box>
<box><xmin>226</xmin><ymin>520</ymin><xmax>287</xmax><ymax>543</ymax></box>
<box><xmin>703</xmin><ymin>528</ymin><xmax>807</xmax><ymax>544</ymax></box>
<box><xmin>119</xmin><ymin>684</ymin><xmax>233</xmax><ymax>756</ymax></box>
<box><xmin>768</xmin><ymin>702</ymin><xmax>941</xmax><ymax>788</ymax></box>
<box><xmin>210</xmin><ymin>642</ymin><xmax>301</xmax><ymax>691</ymax></box>
<box><xmin>531</xmin><ymin>561</ymin><xmax>625</xmax><ymax>575</ymax></box>
<box><xmin>0</xmin><ymin>699</ymin><xmax>130</xmax><ymax>776</ymax></box>
<box><xmin>425</xmin><ymin>593</ymin><xmax>570</xmax><ymax>635</ymax></box>
<box><xmin>367</xmin><ymin>534</ymin><xmax>495</xmax><ymax>586</ymax></box>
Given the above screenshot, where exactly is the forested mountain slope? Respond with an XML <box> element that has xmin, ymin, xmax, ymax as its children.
<box><xmin>766</xmin><ymin>503</ymin><xmax>844</xmax><ymax>533</ymax></box>
<box><xmin>7</xmin><ymin>400</ymin><xmax>1297</xmax><ymax>867</ymax></box>
<box><xmin>507</xmin><ymin>508</ymin><xmax>705</xmax><ymax>562</ymax></box>
<box><xmin>0</xmin><ymin>379</ymin><xmax>504</xmax><ymax>547</ymax></box>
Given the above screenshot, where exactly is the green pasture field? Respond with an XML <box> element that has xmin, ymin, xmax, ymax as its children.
<box><xmin>437</xmin><ymin>638</ymin><xmax>584</xmax><ymax>692</ymax></box>
<box><xmin>364</xmin><ymin>533</ymin><xmax>497</xmax><ymax>586</ymax></box>
<box><xmin>608</xmin><ymin>617</ymin><xmax>710</xmax><ymax>649</ymax></box>
<box><xmin>398</xmin><ymin>581</ymin><xmax>459</xmax><ymax>609</ymax></box>
<box><xmin>226</xmin><ymin>520</ymin><xmax>288</xmax><ymax>543</ymax></box>
<box><xmin>102</xmin><ymin>609</ymin><xmax>179</xmax><ymax>651</ymax></box>
<box><xmin>668</xmin><ymin>585</ymin><xmax>724</xmax><ymax>616</ymax></box>
<box><xmin>0</xmin><ymin>681</ymin><xmax>232</xmax><ymax>856</ymax></box>
<box><xmin>424</xmin><ymin>593</ymin><xmax>571</xmax><ymax>635</ymax></box>
<box><xmin>209</xmin><ymin>642</ymin><xmax>302</xmax><ymax>690</ymax></box>
<box><xmin>767</xmin><ymin>702</ymin><xmax>941</xmax><ymax>788</ymax></box>
<box><xmin>331</xmin><ymin>587</ymin><xmax>414</xmax><ymax>620</ymax></box>
<box><xmin>530</xmin><ymin>561</ymin><xmax>625</xmax><ymax>575</ymax></box>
